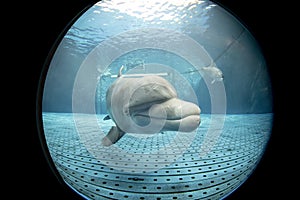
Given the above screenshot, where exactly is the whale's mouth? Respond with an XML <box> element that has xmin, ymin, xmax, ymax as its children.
<box><xmin>130</xmin><ymin>98</ymin><xmax>201</xmax><ymax>132</ymax></box>
<box><xmin>133</xmin><ymin>111</ymin><xmax>199</xmax><ymax>121</ymax></box>
<box><xmin>132</xmin><ymin>113</ymin><xmax>200</xmax><ymax>133</ymax></box>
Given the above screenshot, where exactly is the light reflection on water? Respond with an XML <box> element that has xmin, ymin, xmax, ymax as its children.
<box><xmin>64</xmin><ymin>0</ymin><xmax>213</xmax><ymax>56</ymax></box>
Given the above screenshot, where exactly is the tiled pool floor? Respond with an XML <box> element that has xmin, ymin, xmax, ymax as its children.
<box><xmin>42</xmin><ymin>112</ymin><xmax>272</xmax><ymax>200</ymax></box>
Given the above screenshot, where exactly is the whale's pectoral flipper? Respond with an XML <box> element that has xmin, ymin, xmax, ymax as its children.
<box><xmin>102</xmin><ymin>126</ymin><xmax>125</xmax><ymax>146</ymax></box>
<box><xmin>103</xmin><ymin>115</ymin><xmax>111</xmax><ymax>120</ymax></box>
<box><xmin>118</xmin><ymin>65</ymin><xmax>124</xmax><ymax>77</ymax></box>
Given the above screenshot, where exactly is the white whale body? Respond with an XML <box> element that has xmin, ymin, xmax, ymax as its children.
<box><xmin>101</xmin><ymin>67</ymin><xmax>201</xmax><ymax>146</ymax></box>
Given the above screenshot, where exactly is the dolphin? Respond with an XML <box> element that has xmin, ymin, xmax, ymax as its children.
<box><xmin>200</xmin><ymin>63</ymin><xmax>224</xmax><ymax>84</ymax></box>
<box><xmin>101</xmin><ymin>66</ymin><xmax>201</xmax><ymax>146</ymax></box>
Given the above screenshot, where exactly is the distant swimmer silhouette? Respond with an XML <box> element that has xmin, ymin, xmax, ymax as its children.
<box><xmin>200</xmin><ymin>62</ymin><xmax>224</xmax><ymax>84</ymax></box>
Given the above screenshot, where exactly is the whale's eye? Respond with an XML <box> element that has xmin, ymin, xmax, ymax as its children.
<box><xmin>37</xmin><ymin>0</ymin><xmax>274</xmax><ymax>199</ymax></box>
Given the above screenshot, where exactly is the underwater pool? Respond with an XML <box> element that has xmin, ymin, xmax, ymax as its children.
<box><xmin>38</xmin><ymin>0</ymin><xmax>274</xmax><ymax>199</ymax></box>
<box><xmin>43</xmin><ymin>112</ymin><xmax>272</xmax><ymax>200</ymax></box>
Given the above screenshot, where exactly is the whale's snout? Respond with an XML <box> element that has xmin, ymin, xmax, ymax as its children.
<box><xmin>160</xmin><ymin>98</ymin><xmax>201</xmax><ymax>132</ymax></box>
<box><xmin>177</xmin><ymin>114</ymin><xmax>201</xmax><ymax>132</ymax></box>
<box><xmin>132</xmin><ymin>98</ymin><xmax>201</xmax><ymax>132</ymax></box>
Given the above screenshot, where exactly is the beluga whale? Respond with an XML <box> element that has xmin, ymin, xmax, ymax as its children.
<box><xmin>200</xmin><ymin>62</ymin><xmax>224</xmax><ymax>84</ymax></box>
<box><xmin>102</xmin><ymin>66</ymin><xmax>201</xmax><ymax>146</ymax></box>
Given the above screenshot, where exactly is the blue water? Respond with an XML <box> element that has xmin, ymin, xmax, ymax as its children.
<box><xmin>42</xmin><ymin>112</ymin><xmax>272</xmax><ymax>200</ymax></box>
<box><xmin>42</xmin><ymin>0</ymin><xmax>272</xmax><ymax>114</ymax></box>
